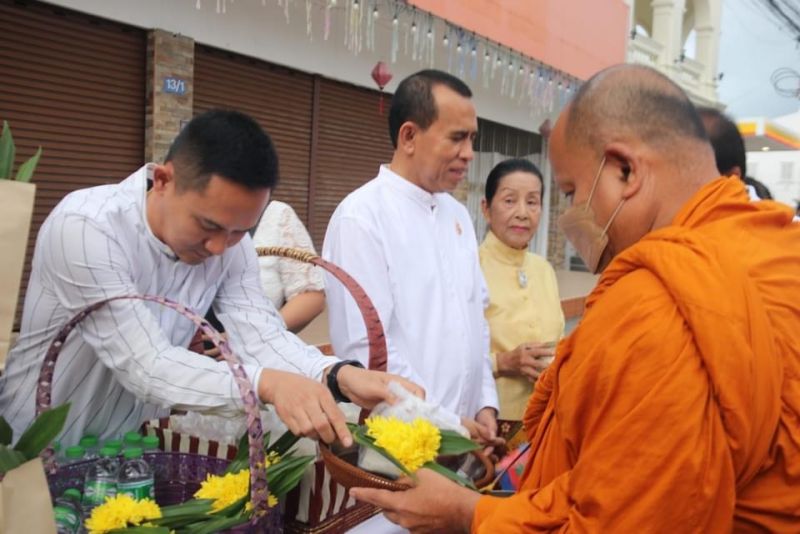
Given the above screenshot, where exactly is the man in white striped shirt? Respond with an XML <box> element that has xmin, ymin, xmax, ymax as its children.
<box><xmin>0</xmin><ymin>110</ymin><xmax>420</xmax><ymax>447</ymax></box>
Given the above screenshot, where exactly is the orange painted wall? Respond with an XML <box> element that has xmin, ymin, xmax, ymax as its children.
<box><xmin>407</xmin><ymin>0</ymin><xmax>629</xmax><ymax>81</ymax></box>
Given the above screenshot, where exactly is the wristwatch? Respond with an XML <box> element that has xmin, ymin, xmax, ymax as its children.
<box><xmin>326</xmin><ymin>359</ymin><xmax>365</xmax><ymax>403</ymax></box>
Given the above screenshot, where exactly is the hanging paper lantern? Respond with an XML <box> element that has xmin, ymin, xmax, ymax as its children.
<box><xmin>371</xmin><ymin>61</ymin><xmax>393</xmax><ymax>114</ymax></box>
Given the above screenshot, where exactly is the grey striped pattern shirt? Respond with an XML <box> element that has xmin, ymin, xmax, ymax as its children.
<box><xmin>0</xmin><ymin>165</ymin><xmax>337</xmax><ymax>446</ymax></box>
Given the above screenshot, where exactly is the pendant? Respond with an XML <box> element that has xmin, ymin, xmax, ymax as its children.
<box><xmin>517</xmin><ymin>269</ymin><xmax>528</xmax><ymax>288</ymax></box>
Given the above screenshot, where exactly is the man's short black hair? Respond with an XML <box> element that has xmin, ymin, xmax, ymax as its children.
<box><xmin>485</xmin><ymin>158</ymin><xmax>544</xmax><ymax>204</ymax></box>
<box><xmin>388</xmin><ymin>69</ymin><xmax>472</xmax><ymax>148</ymax></box>
<box><xmin>697</xmin><ymin>106</ymin><xmax>747</xmax><ymax>177</ymax></box>
<box><xmin>165</xmin><ymin>109</ymin><xmax>279</xmax><ymax>192</ymax></box>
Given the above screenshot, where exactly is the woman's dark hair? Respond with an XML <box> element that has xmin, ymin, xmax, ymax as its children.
<box><xmin>485</xmin><ymin>159</ymin><xmax>544</xmax><ymax>204</ymax></box>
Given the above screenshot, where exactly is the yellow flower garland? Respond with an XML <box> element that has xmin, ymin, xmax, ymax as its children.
<box><xmin>365</xmin><ymin>416</ymin><xmax>441</xmax><ymax>473</ymax></box>
<box><xmin>84</xmin><ymin>494</ymin><xmax>161</xmax><ymax>534</ymax></box>
<box><xmin>194</xmin><ymin>452</ymin><xmax>281</xmax><ymax>512</ymax></box>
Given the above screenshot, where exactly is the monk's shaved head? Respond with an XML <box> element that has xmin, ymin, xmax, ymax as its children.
<box><xmin>566</xmin><ymin>65</ymin><xmax>708</xmax><ymax>156</ymax></box>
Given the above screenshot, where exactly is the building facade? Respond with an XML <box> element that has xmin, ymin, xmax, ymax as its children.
<box><xmin>2</xmin><ymin>0</ymin><xmax>628</xmax><ymax>319</ymax></box>
<box><xmin>625</xmin><ymin>0</ymin><xmax>722</xmax><ymax>107</ymax></box>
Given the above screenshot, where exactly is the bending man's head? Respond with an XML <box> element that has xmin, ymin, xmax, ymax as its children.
<box><xmin>550</xmin><ymin>64</ymin><xmax>718</xmax><ymax>272</ymax></box>
<box><xmin>149</xmin><ymin>110</ymin><xmax>278</xmax><ymax>264</ymax></box>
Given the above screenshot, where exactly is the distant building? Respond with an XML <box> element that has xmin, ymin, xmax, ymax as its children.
<box><xmin>625</xmin><ymin>0</ymin><xmax>722</xmax><ymax>107</ymax></box>
<box><xmin>739</xmin><ymin>112</ymin><xmax>800</xmax><ymax>209</ymax></box>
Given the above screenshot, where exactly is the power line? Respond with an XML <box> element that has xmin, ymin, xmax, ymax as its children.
<box><xmin>760</xmin><ymin>0</ymin><xmax>800</xmax><ymax>38</ymax></box>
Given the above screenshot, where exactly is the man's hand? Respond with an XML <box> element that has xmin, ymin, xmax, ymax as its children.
<box><xmin>498</xmin><ymin>342</ymin><xmax>555</xmax><ymax>381</ymax></box>
<box><xmin>257</xmin><ymin>369</ymin><xmax>352</xmax><ymax>446</ymax></box>
<box><xmin>336</xmin><ymin>366</ymin><xmax>425</xmax><ymax>409</ymax></box>
<box><xmin>464</xmin><ymin>407</ymin><xmax>503</xmax><ymax>456</ymax></box>
<box><xmin>201</xmin><ymin>332</ymin><xmax>228</xmax><ymax>360</ymax></box>
<box><xmin>350</xmin><ymin>468</ymin><xmax>480</xmax><ymax>533</ymax></box>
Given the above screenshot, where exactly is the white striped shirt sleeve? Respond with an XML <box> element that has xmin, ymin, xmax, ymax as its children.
<box><xmin>43</xmin><ymin>212</ymin><xmax>264</xmax><ymax>414</ymax></box>
<box><xmin>213</xmin><ymin>240</ymin><xmax>338</xmax><ymax>382</ymax></box>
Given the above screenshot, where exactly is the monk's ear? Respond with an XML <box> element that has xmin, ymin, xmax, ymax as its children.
<box><xmin>604</xmin><ymin>143</ymin><xmax>643</xmax><ymax>200</ymax></box>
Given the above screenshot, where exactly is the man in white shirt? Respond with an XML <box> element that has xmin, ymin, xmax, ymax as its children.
<box><xmin>323</xmin><ymin>70</ymin><xmax>500</xmax><ymax>444</ymax></box>
<box><xmin>0</xmin><ymin>110</ymin><xmax>419</xmax><ymax>446</ymax></box>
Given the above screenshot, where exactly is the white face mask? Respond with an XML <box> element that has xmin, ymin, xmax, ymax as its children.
<box><xmin>557</xmin><ymin>156</ymin><xmax>625</xmax><ymax>274</ymax></box>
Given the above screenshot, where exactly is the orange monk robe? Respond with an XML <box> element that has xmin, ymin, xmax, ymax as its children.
<box><xmin>472</xmin><ymin>178</ymin><xmax>800</xmax><ymax>533</ymax></box>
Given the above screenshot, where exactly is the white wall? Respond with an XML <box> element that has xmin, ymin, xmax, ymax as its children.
<box><xmin>747</xmin><ymin>150</ymin><xmax>800</xmax><ymax>208</ymax></box>
<box><xmin>44</xmin><ymin>0</ymin><xmax>558</xmax><ymax>133</ymax></box>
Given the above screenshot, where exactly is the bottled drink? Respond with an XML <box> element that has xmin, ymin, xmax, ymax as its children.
<box><xmin>82</xmin><ymin>447</ymin><xmax>119</xmax><ymax>512</ymax></box>
<box><xmin>117</xmin><ymin>447</ymin><xmax>154</xmax><ymax>500</ymax></box>
<box><xmin>141</xmin><ymin>435</ymin><xmax>162</xmax><ymax>480</ymax></box>
<box><xmin>123</xmin><ymin>431</ymin><xmax>142</xmax><ymax>452</ymax></box>
<box><xmin>103</xmin><ymin>439</ymin><xmax>123</xmax><ymax>455</ymax></box>
<box><xmin>54</xmin><ymin>488</ymin><xmax>83</xmax><ymax>534</ymax></box>
<box><xmin>79</xmin><ymin>435</ymin><xmax>99</xmax><ymax>460</ymax></box>
<box><xmin>63</xmin><ymin>446</ymin><xmax>85</xmax><ymax>466</ymax></box>
<box><xmin>141</xmin><ymin>435</ymin><xmax>159</xmax><ymax>454</ymax></box>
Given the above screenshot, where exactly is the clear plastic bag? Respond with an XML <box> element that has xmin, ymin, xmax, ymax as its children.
<box><xmin>357</xmin><ymin>381</ymin><xmax>468</xmax><ymax>478</ymax></box>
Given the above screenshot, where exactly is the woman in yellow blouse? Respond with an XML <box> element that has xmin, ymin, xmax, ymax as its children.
<box><xmin>479</xmin><ymin>158</ymin><xmax>565</xmax><ymax>420</ymax></box>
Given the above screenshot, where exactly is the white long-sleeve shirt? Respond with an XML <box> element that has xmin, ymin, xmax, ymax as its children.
<box><xmin>251</xmin><ymin>200</ymin><xmax>324</xmax><ymax>309</ymax></box>
<box><xmin>323</xmin><ymin>165</ymin><xmax>498</xmax><ymax>419</ymax></box>
<box><xmin>0</xmin><ymin>164</ymin><xmax>337</xmax><ymax>446</ymax></box>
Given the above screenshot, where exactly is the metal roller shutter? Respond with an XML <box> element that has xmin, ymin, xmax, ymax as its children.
<box><xmin>194</xmin><ymin>46</ymin><xmax>314</xmax><ymax>228</ymax></box>
<box><xmin>0</xmin><ymin>0</ymin><xmax>146</xmax><ymax>328</ymax></box>
<box><xmin>310</xmin><ymin>79</ymin><xmax>394</xmax><ymax>248</ymax></box>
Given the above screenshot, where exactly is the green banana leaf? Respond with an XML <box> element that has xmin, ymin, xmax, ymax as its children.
<box><xmin>0</xmin><ymin>416</ymin><xmax>12</xmax><ymax>446</ymax></box>
<box><xmin>0</xmin><ymin>121</ymin><xmax>15</xmax><ymax>180</ymax></box>
<box><xmin>15</xmin><ymin>146</ymin><xmax>41</xmax><ymax>183</ymax></box>
<box><xmin>13</xmin><ymin>403</ymin><xmax>70</xmax><ymax>460</ymax></box>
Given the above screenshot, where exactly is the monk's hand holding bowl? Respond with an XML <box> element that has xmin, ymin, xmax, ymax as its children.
<box><xmin>350</xmin><ymin>467</ymin><xmax>480</xmax><ymax>533</ymax></box>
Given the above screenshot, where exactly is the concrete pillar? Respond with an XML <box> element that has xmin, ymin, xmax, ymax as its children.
<box><xmin>650</xmin><ymin>0</ymin><xmax>685</xmax><ymax>70</ymax></box>
<box><xmin>145</xmin><ymin>30</ymin><xmax>194</xmax><ymax>163</ymax></box>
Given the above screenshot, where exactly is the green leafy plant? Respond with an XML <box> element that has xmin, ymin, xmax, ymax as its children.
<box><xmin>0</xmin><ymin>120</ymin><xmax>42</xmax><ymax>182</ymax></box>
<box><xmin>0</xmin><ymin>404</ymin><xmax>70</xmax><ymax>474</ymax></box>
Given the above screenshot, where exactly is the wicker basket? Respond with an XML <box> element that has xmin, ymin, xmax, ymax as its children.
<box><xmin>39</xmin><ymin>295</ymin><xmax>280</xmax><ymax>533</ymax></box>
<box><xmin>256</xmin><ymin>247</ymin><xmax>495</xmax><ymax>493</ymax></box>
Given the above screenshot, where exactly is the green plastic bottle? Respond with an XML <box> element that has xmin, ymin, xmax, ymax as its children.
<box><xmin>117</xmin><ymin>447</ymin><xmax>154</xmax><ymax>500</ymax></box>
<box><xmin>54</xmin><ymin>488</ymin><xmax>83</xmax><ymax>534</ymax></box>
<box><xmin>64</xmin><ymin>445</ymin><xmax>85</xmax><ymax>465</ymax></box>
<box><xmin>82</xmin><ymin>447</ymin><xmax>119</xmax><ymax>512</ymax></box>
<box><xmin>78</xmin><ymin>435</ymin><xmax>99</xmax><ymax>460</ymax></box>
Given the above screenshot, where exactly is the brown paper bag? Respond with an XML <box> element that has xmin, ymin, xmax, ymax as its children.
<box><xmin>0</xmin><ymin>180</ymin><xmax>35</xmax><ymax>367</ymax></box>
<box><xmin>0</xmin><ymin>458</ymin><xmax>57</xmax><ymax>533</ymax></box>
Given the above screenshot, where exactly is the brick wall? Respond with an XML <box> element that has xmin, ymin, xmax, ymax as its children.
<box><xmin>145</xmin><ymin>30</ymin><xmax>194</xmax><ymax>163</ymax></box>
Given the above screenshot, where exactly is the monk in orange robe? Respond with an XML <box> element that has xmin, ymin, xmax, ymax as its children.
<box><xmin>350</xmin><ymin>64</ymin><xmax>800</xmax><ymax>532</ymax></box>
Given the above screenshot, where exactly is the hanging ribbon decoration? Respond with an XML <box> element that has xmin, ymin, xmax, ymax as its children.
<box><xmin>324</xmin><ymin>0</ymin><xmax>334</xmax><ymax>41</ymax></box>
<box><xmin>391</xmin><ymin>9</ymin><xmax>399</xmax><ymax>63</ymax></box>
<box><xmin>371</xmin><ymin>61</ymin><xmax>393</xmax><ymax>115</ymax></box>
<box><xmin>198</xmin><ymin>0</ymin><xmax>576</xmax><ymax>119</ymax></box>
<box><xmin>306</xmin><ymin>0</ymin><xmax>313</xmax><ymax>40</ymax></box>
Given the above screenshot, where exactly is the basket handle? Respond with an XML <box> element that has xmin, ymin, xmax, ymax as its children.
<box><xmin>256</xmin><ymin>246</ymin><xmax>389</xmax><ymax>423</ymax></box>
<box><xmin>256</xmin><ymin>247</ymin><xmax>388</xmax><ymax>373</ymax></box>
<box><xmin>36</xmin><ymin>295</ymin><xmax>271</xmax><ymax>521</ymax></box>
